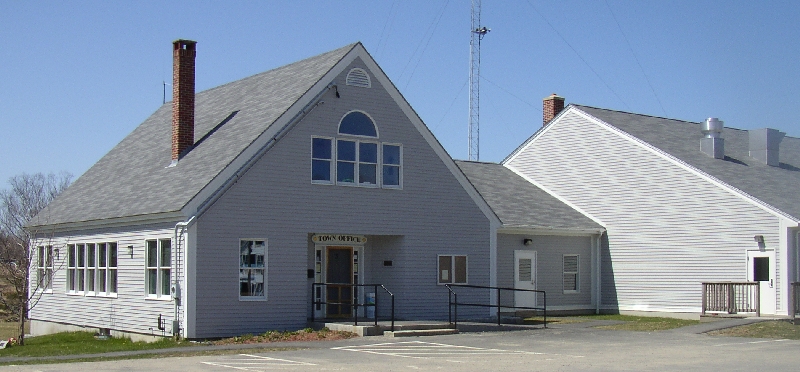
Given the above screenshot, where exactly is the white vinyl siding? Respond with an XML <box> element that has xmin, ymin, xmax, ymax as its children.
<box><xmin>30</xmin><ymin>223</ymin><xmax>179</xmax><ymax>337</ymax></box>
<box><xmin>191</xmin><ymin>59</ymin><xmax>490</xmax><ymax>338</ymax></box>
<box><xmin>506</xmin><ymin>109</ymin><xmax>782</xmax><ymax>312</ymax></box>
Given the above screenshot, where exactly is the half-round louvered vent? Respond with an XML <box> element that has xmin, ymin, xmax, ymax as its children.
<box><xmin>346</xmin><ymin>68</ymin><xmax>371</xmax><ymax>88</ymax></box>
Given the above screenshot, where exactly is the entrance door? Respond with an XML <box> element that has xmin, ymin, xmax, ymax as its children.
<box><xmin>326</xmin><ymin>247</ymin><xmax>353</xmax><ymax>317</ymax></box>
<box><xmin>514</xmin><ymin>250</ymin><xmax>537</xmax><ymax>309</ymax></box>
<box><xmin>747</xmin><ymin>250</ymin><xmax>776</xmax><ymax>314</ymax></box>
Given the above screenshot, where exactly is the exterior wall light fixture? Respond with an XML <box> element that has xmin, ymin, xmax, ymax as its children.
<box><xmin>523</xmin><ymin>238</ymin><xmax>533</xmax><ymax>246</ymax></box>
<box><xmin>128</xmin><ymin>245</ymin><xmax>134</xmax><ymax>259</ymax></box>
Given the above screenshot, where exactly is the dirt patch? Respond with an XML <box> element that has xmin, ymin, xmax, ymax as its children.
<box><xmin>211</xmin><ymin>328</ymin><xmax>357</xmax><ymax>345</ymax></box>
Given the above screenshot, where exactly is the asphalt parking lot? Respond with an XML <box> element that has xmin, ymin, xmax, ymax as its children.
<box><xmin>3</xmin><ymin>320</ymin><xmax>800</xmax><ymax>371</ymax></box>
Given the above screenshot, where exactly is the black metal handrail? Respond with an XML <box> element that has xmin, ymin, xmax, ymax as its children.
<box><xmin>311</xmin><ymin>283</ymin><xmax>395</xmax><ymax>331</ymax></box>
<box><xmin>446</xmin><ymin>284</ymin><xmax>546</xmax><ymax>328</ymax></box>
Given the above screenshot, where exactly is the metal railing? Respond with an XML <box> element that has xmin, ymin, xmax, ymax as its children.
<box><xmin>445</xmin><ymin>284</ymin><xmax>546</xmax><ymax>328</ymax></box>
<box><xmin>701</xmin><ymin>282</ymin><xmax>760</xmax><ymax>316</ymax></box>
<box><xmin>311</xmin><ymin>283</ymin><xmax>394</xmax><ymax>331</ymax></box>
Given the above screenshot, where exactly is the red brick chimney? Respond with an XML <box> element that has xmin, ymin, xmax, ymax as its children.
<box><xmin>542</xmin><ymin>93</ymin><xmax>565</xmax><ymax>126</ymax></box>
<box><xmin>172</xmin><ymin>39</ymin><xmax>197</xmax><ymax>161</ymax></box>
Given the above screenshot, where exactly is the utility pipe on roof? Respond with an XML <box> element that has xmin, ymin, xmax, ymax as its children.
<box><xmin>172</xmin><ymin>215</ymin><xmax>196</xmax><ymax>339</ymax></box>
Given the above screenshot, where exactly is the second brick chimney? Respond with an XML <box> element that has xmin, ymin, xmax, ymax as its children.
<box><xmin>542</xmin><ymin>93</ymin><xmax>565</xmax><ymax>126</ymax></box>
<box><xmin>172</xmin><ymin>39</ymin><xmax>197</xmax><ymax>162</ymax></box>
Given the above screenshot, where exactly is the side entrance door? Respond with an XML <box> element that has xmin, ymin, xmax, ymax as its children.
<box><xmin>747</xmin><ymin>250</ymin><xmax>776</xmax><ymax>315</ymax></box>
<box><xmin>326</xmin><ymin>247</ymin><xmax>353</xmax><ymax>317</ymax></box>
<box><xmin>514</xmin><ymin>250</ymin><xmax>537</xmax><ymax>310</ymax></box>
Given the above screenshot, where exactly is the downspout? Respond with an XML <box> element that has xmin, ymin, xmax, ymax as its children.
<box><xmin>595</xmin><ymin>231</ymin><xmax>604</xmax><ymax>315</ymax></box>
<box><xmin>173</xmin><ymin>216</ymin><xmax>196</xmax><ymax>339</ymax></box>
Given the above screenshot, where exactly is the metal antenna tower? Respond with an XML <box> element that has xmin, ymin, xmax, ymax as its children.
<box><xmin>468</xmin><ymin>0</ymin><xmax>489</xmax><ymax>161</ymax></box>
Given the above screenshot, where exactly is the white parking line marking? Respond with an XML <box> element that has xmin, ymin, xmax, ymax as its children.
<box><xmin>332</xmin><ymin>340</ymin><xmax>584</xmax><ymax>360</ymax></box>
<box><xmin>202</xmin><ymin>353</ymin><xmax>316</xmax><ymax>370</ymax></box>
<box><xmin>713</xmin><ymin>339</ymin><xmax>791</xmax><ymax>347</ymax></box>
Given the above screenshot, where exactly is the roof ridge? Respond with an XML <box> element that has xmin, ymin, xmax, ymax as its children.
<box><xmin>573</xmin><ymin>104</ymin><xmax>799</xmax><ymax>139</ymax></box>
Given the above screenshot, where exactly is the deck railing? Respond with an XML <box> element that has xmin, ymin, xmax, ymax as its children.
<box><xmin>701</xmin><ymin>282</ymin><xmax>760</xmax><ymax>316</ymax></box>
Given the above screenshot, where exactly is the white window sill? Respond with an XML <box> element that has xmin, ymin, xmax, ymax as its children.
<box><xmin>239</xmin><ymin>296</ymin><xmax>267</xmax><ymax>302</ymax></box>
<box><xmin>145</xmin><ymin>296</ymin><xmax>172</xmax><ymax>301</ymax></box>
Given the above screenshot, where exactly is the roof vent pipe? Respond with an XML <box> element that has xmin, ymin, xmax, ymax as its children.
<box><xmin>700</xmin><ymin>118</ymin><xmax>724</xmax><ymax>159</ymax></box>
<box><xmin>749</xmin><ymin>128</ymin><xmax>785</xmax><ymax>166</ymax></box>
<box><xmin>171</xmin><ymin>39</ymin><xmax>197</xmax><ymax>163</ymax></box>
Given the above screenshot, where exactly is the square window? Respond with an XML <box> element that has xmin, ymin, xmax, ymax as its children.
<box><xmin>438</xmin><ymin>255</ymin><xmax>467</xmax><ymax>284</ymax></box>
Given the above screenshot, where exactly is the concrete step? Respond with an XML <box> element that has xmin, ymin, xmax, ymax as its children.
<box><xmin>384</xmin><ymin>328</ymin><xmax>459</xmax><ymax>337</ymax></box>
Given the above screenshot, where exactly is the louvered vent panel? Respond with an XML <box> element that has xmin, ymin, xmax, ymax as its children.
<box><xmin>346</xmin><ymin>68</ymin><xmax>371</xmax><ymax>88</ymax></box>
<box><xmin>518</xmin><ymin>259</ymin><xmax>531</xmax><ymax>282</ymax></box>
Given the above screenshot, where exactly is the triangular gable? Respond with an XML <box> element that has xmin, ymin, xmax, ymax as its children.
<box><xmin>505</xmin><ymin>105</ymin><xmax>800</xmax><ymax>225</ymax></box>
<box><xmin>183</xmin><ymin>43</ymin><xmax>501</xmax><ymax>227</ymax></box>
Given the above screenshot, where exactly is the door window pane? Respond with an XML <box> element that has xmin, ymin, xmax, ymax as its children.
<box><xmin>754</xmin><ymin>257</ymin><xmax>769</xmax><ymax>282</ymax></box>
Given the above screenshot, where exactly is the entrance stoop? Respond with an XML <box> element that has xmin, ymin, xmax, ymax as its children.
<box><xmin>310</xmin><ymin>321</ymin><xmax>458</xmax><ymax>337</ymax></box>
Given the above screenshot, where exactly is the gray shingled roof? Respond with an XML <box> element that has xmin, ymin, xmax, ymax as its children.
<box><xmin>456</xmin><ymin>160</ymin><xmax>603</xmax><ymax>231</ymax></box>
<box><xmin>32</xmin><ymin>43</ymin><xmax>357</xmax><ymax>227</ymax></box>
<box><xmin>575</xmin><ymin>105</ymin><xmax>800</xmax><ymax>221</ymax></box>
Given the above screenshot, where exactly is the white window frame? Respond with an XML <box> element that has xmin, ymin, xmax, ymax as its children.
<box><xmin>65</xmin><ymin>242</ymin><xmax>119</xmax><ymax>297</ymax></box>
<box><xmin>563</xmin><ymin>254</ymin><xmax>580</xmax><ymax>293</ymax></box>
<box><xmin>311</xmin><ymin>136</ymin><xmax>334</xmax><ymax>185</ymax></box>
<box><xmin>36</xmin><ymin>245</ymin><xmax>53</xmax><ymax>293</ymax></box>
<box><xmin>239</xmin><ymin>239</ymin><xmax>268</xmax><ymax>301</ymax></box>
<box><xmin>437</xmin><ymin>254</ymin><xmax>468</xmax><ymax>285</ymax></box>
<box><xmin>145</xmin><ymin>239</ymin><xmax>172</xmax><ymax>300</ymax></box>
<box><xmin>95</xmin><ymin>242</ymin><xmax>118</xmax><ymax>297</ymax></box>
<box><xmin>381</xmin><ymin>143</ymin><xmax>403</xmax><ymax>189</ymax></box>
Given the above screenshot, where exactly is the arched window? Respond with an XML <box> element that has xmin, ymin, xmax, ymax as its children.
<box><xmin>338</xmin><ymin>111</ymin><xmax>377</xmax><ymax>137</ymax></box>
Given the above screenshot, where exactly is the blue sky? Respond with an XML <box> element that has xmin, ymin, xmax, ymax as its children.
<box><xmin>1</xmin><ymin>1</ymin><xmax>799</xmax><ymax>185</ymax></box>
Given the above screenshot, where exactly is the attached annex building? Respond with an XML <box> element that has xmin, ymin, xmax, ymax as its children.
<box><xmin>29</xmin><ymin>41</ymin><xmax>798</xmax><ymax>340</ymax></box>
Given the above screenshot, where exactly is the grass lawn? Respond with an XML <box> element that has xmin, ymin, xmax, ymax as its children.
<box><xmin>0</xmin><ymin>327</ymin><xmax>357</xmax><ymax>364</ymax></box>
<box><xmin>708</xmin><ymin>319</ymin><xmax>800</xmax><ymax>339</ymax></box>
<box><xmin>524</xmin><ymin>314</ymin><xmax>699</xmax><ymax>331</ymax></box>
<box><xmin>0</xmin><ymin>332</ymin><xmax>192</xmax><ymax>358</ymax></box>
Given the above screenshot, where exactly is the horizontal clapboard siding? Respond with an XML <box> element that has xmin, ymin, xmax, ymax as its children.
<box><xmin>30</xmin><ymin>222</ymin><xmax>179</xmax><ymax>336</ymax></box>
<box><xmin>507</xmin><ymin>110</ymin><xmax>781</xmax><ymax>313</ymax></box>
<box><xmin>497</xmin><ymin>234</ymin><xmax>593</xmax><ymax>309</ymax></box>
<box><xmin>194</xmin><ymin>59</ymin><xmax>489</xmax><ymax>338</ymax></box>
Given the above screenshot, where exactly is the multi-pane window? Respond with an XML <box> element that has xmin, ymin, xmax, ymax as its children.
<box><xmin>311</xmin><ymin>137</ymin><xmax>333</xmax><ymax>183</ymax></box>
<box><xmin>438</xmin><ymin>255</ymin><xmax>467</xmax><ymax>284</ymax></box>
<box><xmin>382</xmin><ymin>144</ymin><xmax>401</xmax><ymax>187</ymax></box>
<box><xmin>66</xmin><ymin>243</ymin><xmax>118</xmax><ymax>296</ymax></box>
<box><xmin>563</xmin><ymin>254</ymin><xmax>579</xmax><ymax>292</ymax></box>
<box><xmin>311</xmin><ymin>111</ymin><xmax>402</xmax><ymax>188</ymax></box>
<box><xmin>240</xmin><ymin>240</ymin><xmax>267</xmax><ymax>300</ymax></box>
<box><xmin>36</xmin><ymin>245</ymin><xmax>53</xmax><ymax>291</ymax></box>
<box><xmin>337</xmin><ymin>140</ymin><xmax>379</xmax><ymax>186</ymax></box>
<box><xmin>146</xmin><ymin>239</ymin><xmax>171</xmax><ymax>299</ymax></box>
